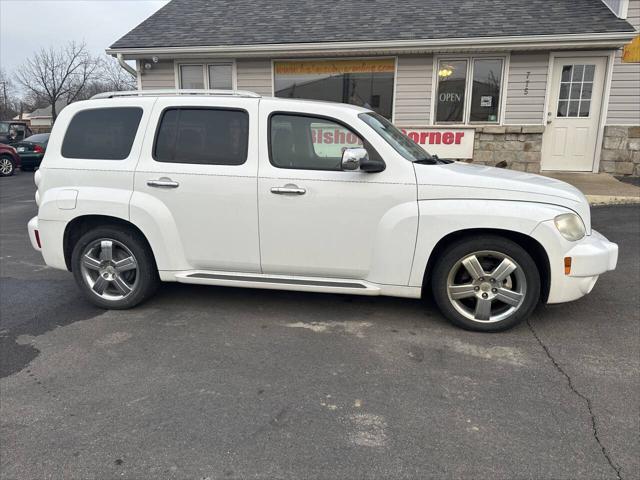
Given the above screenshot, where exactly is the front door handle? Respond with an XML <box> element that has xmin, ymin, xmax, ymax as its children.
<box><xmin>147</xmin><ymin>177</ymin><xmax>180</xmax><ymax>189</ymax></box>
<box><xmin>271</xmin><ymin>184</ymin><xmax>306</xmax><ymax>195</ymax></box>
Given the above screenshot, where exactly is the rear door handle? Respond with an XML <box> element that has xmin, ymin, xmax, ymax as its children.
<box><xmin>271</xmin><ymin>184</ymin><xmax>306</xmax><ymax>195</ymax></box>
<box><xmin>147</xmin><ymin>177</ymin><xmax>180</xmax><ymax>189</ymax></box>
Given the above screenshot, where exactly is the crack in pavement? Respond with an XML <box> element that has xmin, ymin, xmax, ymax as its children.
<box><xmin>527</xmin><ymin>319</ymin><xmax>623</xmax><ymax>480</ymax></box>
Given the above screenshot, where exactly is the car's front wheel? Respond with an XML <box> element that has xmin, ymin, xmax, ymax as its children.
<box><xmin>431</xmin><ymin>235</ymin><xmax>540</xmax><ymax>332</ymax></box>
<box><xmin>71</xmin><ymin>227</ymin><xmax>159</xmax><ymax>309</ymax></box>
<box><xmin>0</xmin><ymin>155</ymin><xmax>15</xmax><ymax>176</ymax></box>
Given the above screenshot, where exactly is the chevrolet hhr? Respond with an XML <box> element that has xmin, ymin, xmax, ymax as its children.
<box><xmin>27</xmin><ymin>90</ymin><xmax>618</xmax><ymax>331</ymax></box>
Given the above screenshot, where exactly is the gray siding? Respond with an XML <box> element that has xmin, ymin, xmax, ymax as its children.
<box><xmin>236</xmin><ymin>59</ymin><xmax>272</xmax><ymax>96</ymax></box>
<box><xmin>504</xmin><ymin>52</ymin><xmax>549</xmax><ymax>125</ymax></box>
<box><xmin>139</xmin><ymin>60</ymin><xmax>175</xmax><ymax>89</ymax></box>
<box><xmin>393</xmin><ymin>56</ymin><xmax>432</xmax><ymax>126</ymax></box>
<box><xmin>606</xmin><ymin>0</ymin><xmax>640</xmax><ymax>125</ymax></box>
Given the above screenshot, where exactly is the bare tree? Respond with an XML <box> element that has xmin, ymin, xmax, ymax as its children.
<box><xmin>97</xmin><ymin>57</ymin><xmax>137</xmax><ymax>91</ymax></box>
<box><xmin>0</xmin><ymin>69</ymin><xmax>20</xmax><ymax>120</ymax></box>
<box><xmin>15</xmin><ymin>41</ymin><xmax>100</xmax><ymax>123</ymax></box>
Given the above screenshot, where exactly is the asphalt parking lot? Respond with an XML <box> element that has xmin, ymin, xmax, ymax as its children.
<box><xmin>1</xmin><ymin>171</ymin><xmax>638</xmax><ymax>480</ymax></box>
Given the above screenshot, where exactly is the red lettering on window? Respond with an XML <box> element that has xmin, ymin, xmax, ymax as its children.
<box><xmin>455</xmin><ymin>132</ymin><xmax>464</xmax><ymax>144</ymax></box>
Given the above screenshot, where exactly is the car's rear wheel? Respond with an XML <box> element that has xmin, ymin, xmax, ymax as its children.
<box><xmin>431</xmin><ymin>235</ymin><xmax>540</xmax><ymax>332</ymax></box>
<box><xmin>71</xmin><ymin>227</ymin><xmax>159</xmax><ymax>309</ymax></box>
<box><xmin>0</xmin><ymin>156</ymin><xmax>15</xmax><ymax>176</ymax></box>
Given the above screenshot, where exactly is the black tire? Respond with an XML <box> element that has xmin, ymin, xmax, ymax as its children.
<box><xmin>71</xmin><ymin>226</ymin><xmax>159</xmax><ymax>309</ymax></box>
<box><xmin>431</xmin><ymin>235</ymin><xmax>541</xmax><ymax>332</ymax></box>
<box><xmin>0</xmin><ymin>155</ymin><xmax>15</xmax><ymax>177</ymax></box>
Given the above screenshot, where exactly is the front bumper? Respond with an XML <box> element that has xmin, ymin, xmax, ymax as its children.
<box><xmin>532</xmin><ymin>222</ymin><xmax>618</xmax><ymax>304</ymax></box>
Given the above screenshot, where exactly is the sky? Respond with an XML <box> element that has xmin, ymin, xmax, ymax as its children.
<box><xmin>0</xmin><ymin>0</ymin><xmax>169</xmax><ymax>77</ymax></box>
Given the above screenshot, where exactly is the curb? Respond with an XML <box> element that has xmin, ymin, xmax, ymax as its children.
<box><xmin>586</xmin><ymin>195</ymin><xmax>640</xmax><ymax>206</ymax></box>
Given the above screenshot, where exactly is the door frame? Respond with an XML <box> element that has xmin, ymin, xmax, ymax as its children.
<box><xmin>542</xmin><ymin>50</ymin><xmax>616</xmax><ymax>173</ymax></box>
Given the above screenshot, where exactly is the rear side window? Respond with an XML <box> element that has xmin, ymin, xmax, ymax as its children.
<box><xmin>61</xmin><ymin>107</ymin><xmax>143</xmax><ymax>160</ymax></box>
<box><xmin>154</xmin><ymin>108</ymin><xmax>249</xmax><ymax>165</ymax></box>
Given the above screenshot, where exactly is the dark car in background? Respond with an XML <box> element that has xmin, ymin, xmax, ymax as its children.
<box><xmin>0</xmin><ymin>143</ymin><xmax>21</xmax><ymax>177</ymax></box>
<box><xmin>13</xmin><ymin>133</ymin><xmax>50</xmax><ymax>171</ymax></box>
<box><xmin>0</xmin><ymin>121</ymin><xmax>33</xmax><ymax>145</ymax></box>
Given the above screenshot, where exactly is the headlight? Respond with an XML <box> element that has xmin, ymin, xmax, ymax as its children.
<box><xmin>554</xmin><ymin>213</ymin><xmax>586</xmax><ymax>241</ymax></box>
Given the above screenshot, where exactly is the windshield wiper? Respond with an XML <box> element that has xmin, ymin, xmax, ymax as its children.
<box><xmin>414</xmin><ymin>154</ymin><xmax>453</xmax><ymax>165</ymax></box>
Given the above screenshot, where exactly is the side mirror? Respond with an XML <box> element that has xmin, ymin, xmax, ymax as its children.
<box><xmin>341</xmin><ymin>147</ymin><xmax>367</xmax><ymax>171</ymax></box>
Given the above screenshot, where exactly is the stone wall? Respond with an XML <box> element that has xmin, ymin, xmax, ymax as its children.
<box><xmin>599</xmin><ymin>126</ymin><xmax>640</xmax><ymax>176</ymax></box>
<box><xmin>471</xmin><ymin>126</ymin><xmax>544</xmax><ymax>173</ymax></box>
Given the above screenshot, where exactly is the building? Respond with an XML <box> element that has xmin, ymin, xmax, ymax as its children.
<box><xmin>13</xmin><ymin>102</ymin><xmax>67</xmax><ymax>133</ymax></box>
<box><xmin>108</xmin><ymin>0</ymin><xmax>640</xmax><ymax>175</ymax></box>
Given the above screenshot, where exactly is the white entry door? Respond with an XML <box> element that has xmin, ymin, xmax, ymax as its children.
<box><xmin>541</xmin><ymin>56</ymin><xmax>607</xmax><ymax>172</ymax></box>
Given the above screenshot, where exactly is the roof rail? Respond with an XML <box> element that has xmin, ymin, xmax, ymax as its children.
<box><xmin>91</xmin><ymin>89</ymin><xmax>262</xmax><ymax>99</ymax></box>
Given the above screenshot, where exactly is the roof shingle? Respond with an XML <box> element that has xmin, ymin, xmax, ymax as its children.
<box><xmin>111</xmin><ymin>0</ymin><xmax>635</xmax><ymax>49</ymax></box>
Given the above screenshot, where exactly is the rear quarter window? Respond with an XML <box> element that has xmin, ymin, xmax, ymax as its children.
<box><xmin>61</xmin><ymin>107</ymin><xmax>143</xmax><ymax>160</ymax></box>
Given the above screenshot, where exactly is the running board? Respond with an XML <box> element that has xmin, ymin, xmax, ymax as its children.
<box><xmin>172</xmin><ymin>271</ymin><xmax>381</xmax><ymax>295</ymax></box>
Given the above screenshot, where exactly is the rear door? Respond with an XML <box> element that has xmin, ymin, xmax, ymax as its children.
<box><xmin>133</xmin><ymin>96</ymin><xmax>260</xmax><ymax>273</ymax></box>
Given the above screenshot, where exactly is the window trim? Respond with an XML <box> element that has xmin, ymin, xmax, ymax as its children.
<box><xmin>61</xmin><ymin>106</ymin><xmax>144</xmax><ymax>161</ymax></box>
<box><xmin>152</xmin><ymin>106</ymin><xmax>250</xmax><ymax>166</ymax></box>
<box><xmin>431</xmin><ymin>54</ymin><xmax>510</xmax><ymax>126</ymax></box>
<box><xmin>175</xmin><ymin>60</ymin><xmax>237</xmax><ymax>90</ymax></box>
<box><xmin>267</xmin><ymin>111</ymin><xmax>383</xmax><ymax>172</ymax></box>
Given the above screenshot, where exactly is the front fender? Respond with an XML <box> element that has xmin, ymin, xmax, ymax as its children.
<box><xmin>409</xmin><ymin>199</ymin><xmax>571</xmax><ymax>287</ymax></box>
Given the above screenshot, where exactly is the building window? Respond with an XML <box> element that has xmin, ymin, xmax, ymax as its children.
<box><xmin>274</xmin><ymin>59</ymin><xmax>395</xmax><ymax>119</ymax></box>
<box><xmin>180</xmin><ymin>65</ymin><xmax>205</xmax><ymax>89</ymax></box>
<box><xmin>178</xmin><ymin>63</ymin><xmax>234</xmax><ymax>90</ymax></box>
<box><xmin>208</xmin><ymin>64</ymin><xmax>233</xmax><ymax>89</ymax></box>
<box><xmin>435</xmin><ymin>57</ymin><xmax>505</xmax><ymax>124</ymax></box>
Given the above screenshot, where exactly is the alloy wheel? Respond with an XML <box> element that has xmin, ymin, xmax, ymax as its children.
<box><xmin>446</xmin><ymin>250</ymin><xmax>527</xmax><ymax>323</ymax></box>
<box><xmin>79</xmin><ymin>238</ymin><xmax>139</xmax><ymax>301</ymax></box>
<box><xmin>0</xmin><ymin>157</ymin><xmax>14</xmax><ymax>175</ymax></box>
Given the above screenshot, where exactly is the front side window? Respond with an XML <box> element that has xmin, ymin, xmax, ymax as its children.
<box><xmin>61</xmin><ymin>107</ymin><xmax>143</xmax><ymax>160</ymax></box>
<box><xmin>270</xmin><ymin>113</ymin><xmax>379</xmax><ymax>171</ymax></box>
<box><xmin>274</xmin><ymin>59</ymin><xmax>395</xmax><ymax>119</ymax></box>
<box><xmin>154</xmin><ymin>108</ymin><xmax>248</xmax><ymax>165</ymax></box>
<box><xmin>435</xmin><ymin>57</ymin><xmax>505</xmax><ymax>124</ymax></box>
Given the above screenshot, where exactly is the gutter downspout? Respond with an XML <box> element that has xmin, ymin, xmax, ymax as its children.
<box><xmin>116</xmin><ymin>53</ymin><xmax>137</xmax><ymax>77</ymax></box>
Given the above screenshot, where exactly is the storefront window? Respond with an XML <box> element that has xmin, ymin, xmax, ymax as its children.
<box><xmin>435</xmin><ymin>60</ymin><xmax>467</xmax><ymax>123</ymax></box>
<box><xmin>274</xmin><ymin>59</ymin><xmax>395</xmax><ymax>119</ymax></box>
<box><xmin>435</xmin><ymin>57</ymin><xmax>505</xmax><ymax>124</ymax></box>
<box><xmin>469</xmin><ymin>59</ymin><xmax>503</xmax><ymax>122</ymax></box>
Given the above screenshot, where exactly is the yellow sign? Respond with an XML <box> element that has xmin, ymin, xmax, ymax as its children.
<box><xmin>622</xmin><ymin>35</ymin><xmax>640</xmax><ymax>63</ymax></box>
<box><xmin>275</xmin><ymin>59</ymin><xmax>395</xmax><ymax>75</ymax></box>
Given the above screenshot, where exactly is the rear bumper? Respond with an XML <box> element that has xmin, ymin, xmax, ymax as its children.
<box><xmin>18</xmin><ymin>154</ymin><xmax>43</xmax><ymax>168</ymax></box>
<box><xmin>28</xmin><ymin>216</ymin><xmax>67</xmax><ymax>270</ymax></box>
<box><xmin>532</xmin><ymin>222</ymin><xmax>618</xmax><ymax>304</ymax></box>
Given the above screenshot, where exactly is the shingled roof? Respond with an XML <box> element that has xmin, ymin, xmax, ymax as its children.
<box><xmin>111</xmin><ymin>0</ymin><xmax>635</xmax><ymax>50</ymax></box>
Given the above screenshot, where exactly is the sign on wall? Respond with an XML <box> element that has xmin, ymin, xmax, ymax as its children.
<box><xmin>400</xmin><ymin>128</ymin><xmax>475</xmax><ymax>159</ymax></box>
<box><xmin>622</xmin><ymin>35</ymin><xmax>640</xmax><ymax>63</ymax></box>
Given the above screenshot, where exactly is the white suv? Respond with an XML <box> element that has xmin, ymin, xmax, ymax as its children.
<box><xmin>28</xmin><ymin>90</ymin><xmax>618</xmax><ymax>332</ymax></box>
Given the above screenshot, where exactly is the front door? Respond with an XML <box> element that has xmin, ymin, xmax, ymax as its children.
<box><xmin>541</xmin><ymin>56</ymin><xmax>607</xmax><ymax>172</ymax></box>
<box><xmin>257</xmin><ymin>100</ymin><xmax>417</xmax><ymax>283</ymax></box>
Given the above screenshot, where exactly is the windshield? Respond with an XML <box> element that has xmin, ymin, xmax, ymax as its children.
<box><xmin>0</xmin><ymin>123</ymin><xmax>9</xmax><ymax>134</ymax></box>
<box><xmin>359</xmin><ymin>112</ymin><xmax>431</xmax><ymax>162</ymax></box>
